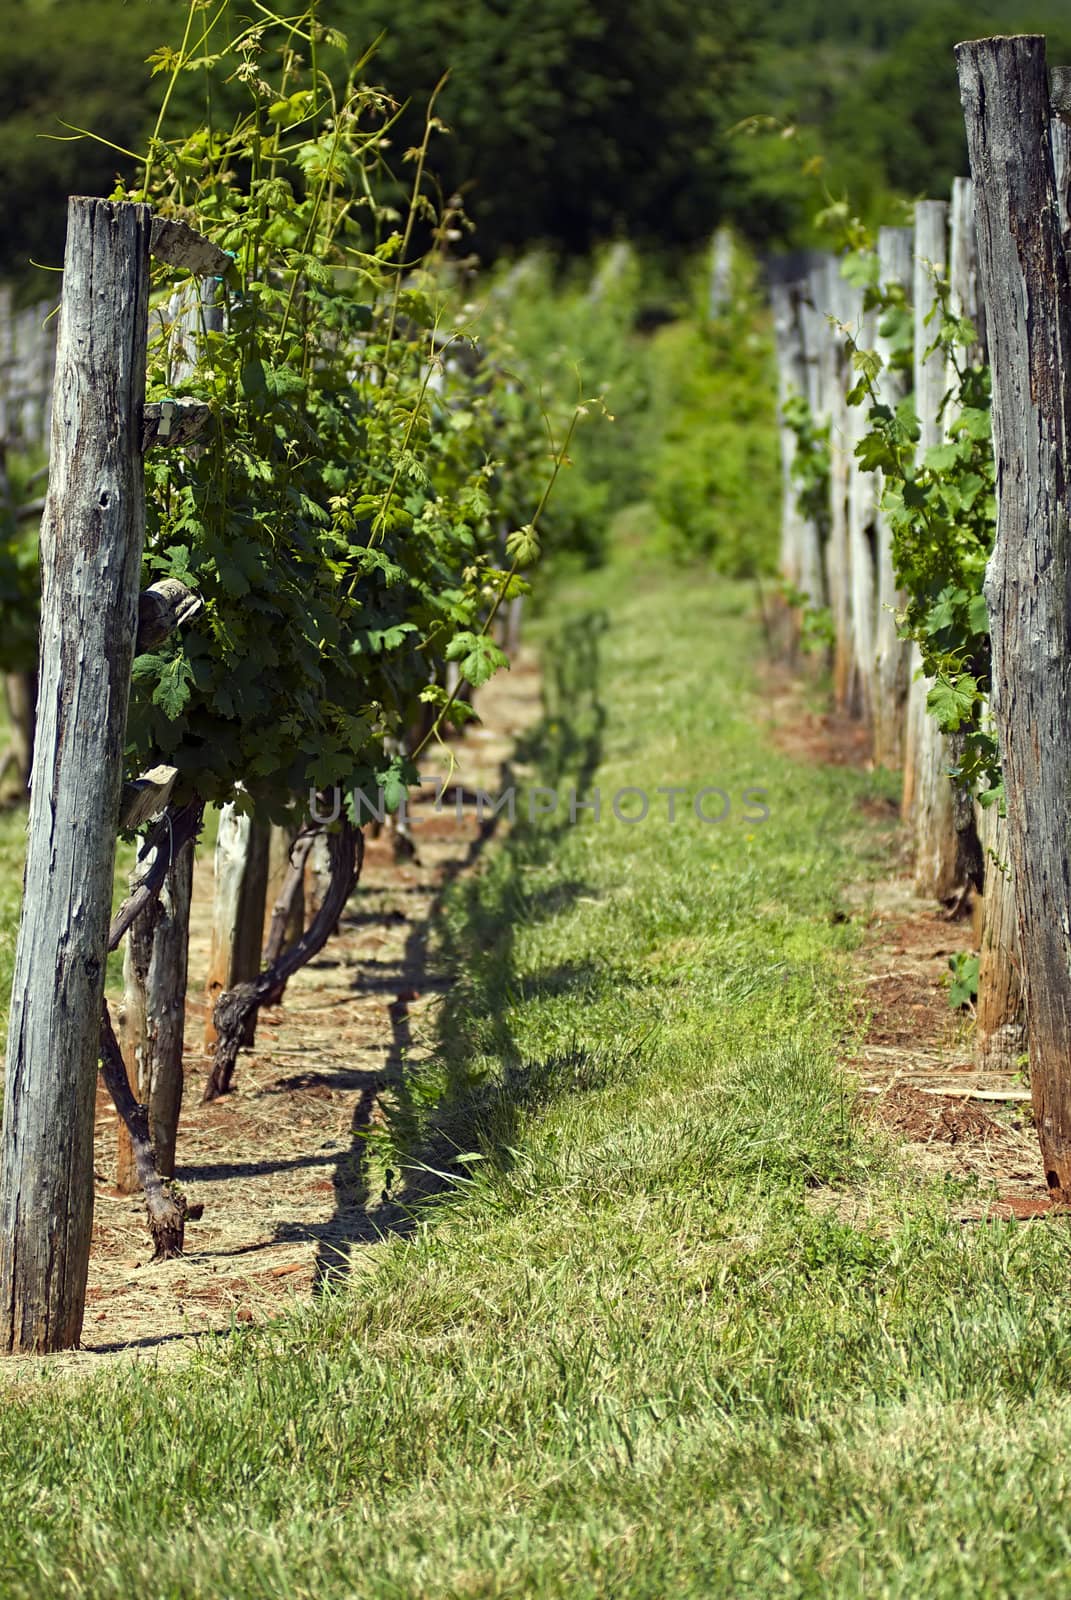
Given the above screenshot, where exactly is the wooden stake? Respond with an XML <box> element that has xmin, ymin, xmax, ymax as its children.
<box><xmin>203</xmin><ymin>806</ymin><xmax>271</xmax><ymax>1050</ymax></box>
<box><xmin>957</xmin><ymin>33</ymin><xmax>1071</xmax><ymax>1196</ymax></box>
<box><xmin>771</xmin><ymin>279</ymin><xmax>808</xmax><ymax>652</ymax></box>
<box><xmin>872</xmin><ymin>227</ymin><xmax>914</xmax><ymax>769</ymax></box>
<box><xmin>974</xmin><ymin>802</ymin><xmax>1025</xmax><ymax>1072</ymax></box>
<box><xmin>906</xmin><ymin>199</ymin><xmax>967</xmax><ymax>900</ymax></box>
<box><xmin>825</xmin><ymin>263</ymin><xmax>855</xmax><ymax>711</ymax></box>
<box><xmin>846</xmin><ymin>283</ymin><xmax>878</xmax><ymax>723</ymax></box>
<box><xmin>0</xmin><ymin>198</ymin><xmax>151</xmax><ymax>1353</ymax></box>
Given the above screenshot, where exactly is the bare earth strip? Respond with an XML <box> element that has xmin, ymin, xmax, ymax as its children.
<box><xmin>760</xmin><ymin>660</ymin><xmax>1046</xmax><ymax>1222</ymax></box>
<box><xmin>8</xmin><ymin>652</ymin><xmax>542</xmax><ymax>1379</ymax></box>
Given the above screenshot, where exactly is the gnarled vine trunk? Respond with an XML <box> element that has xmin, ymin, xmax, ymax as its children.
<box><xmin>203</xmin><ymin>823</ymin><xmax>363</xmax><ymax>1103</ymax></box>
<box><xmin>116</xmin><ymin>837</ymin><xmax>194</xmax><ymax>1189</ymax></box>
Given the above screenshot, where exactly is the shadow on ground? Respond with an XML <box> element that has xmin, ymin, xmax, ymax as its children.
<box><xmin>304</xmin><ymin>609</ymin><xmax>613</xmax><ymax>1285</ymax></box>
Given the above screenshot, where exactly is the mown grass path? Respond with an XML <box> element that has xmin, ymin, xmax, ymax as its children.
<box><xmin>1</xmin><ymin>554</ymin><xmax>1069</xmax><ymax>1598</ymax></box>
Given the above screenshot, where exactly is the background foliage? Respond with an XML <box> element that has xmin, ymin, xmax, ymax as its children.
<box><xmin>486</xmin><ymin>242</ymin><xmax>778</xmax><ymax>578</ymax></box>
<box><xmin>4</xmin><ymin>0</ymin><xmax>1071</xmax><ymax>292</ymax></box>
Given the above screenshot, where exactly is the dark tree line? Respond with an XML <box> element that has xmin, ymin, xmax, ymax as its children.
<box><xmin>2</xmin><ymin>0</ymin><xmax>1071</xmax><ymax>293</ymax></box>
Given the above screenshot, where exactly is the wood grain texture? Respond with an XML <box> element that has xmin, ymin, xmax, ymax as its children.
<box><xmin>142</xmin><ymin>398</ymin><xmax>212</xmax><ymax>451</ymax></box>
<box><xmin>149</xmin><ymin>217</ymin><xmax>230</xmax><ymax>277</ymax></box>
<box><xmin>907</xmin><ymin>199</ymin><xmax>963</xmax><ymax>899</ymax></box>
<box><xmin>825</xmin><ymin>264</ymin><xmax>855</xmax><ymax>712</ymax></box>
<box><xmin>846</xmin><ymin>284</ymin><xmax>877</xmax><ymax>723</ymax></box>
<box><xmin>798</xmin><ymin>271</ymin><xmax>830</xmax><ymax>612</ymax></box>
<box><xmin>771</xmin><ymin>281</ymin><xmax>807</xmax><ymax>594</ymax></box>
<box><xmin>974</xmin><ymin>802</ymin><xmax>1025</xmax><ymax>1071</ymax></box>
<box><xmin>0</xmin><ymin>198</ymin><xmax>151</xmax><ymax>1352</ymax></box>
<box><xmin>957</xmin><ymin>34</ymin><xmax>1071</xmax><ymax>1194</ymax></box>
<box><xmin>872</xmin><ymin>227</ymin><xmax>914</xmax><ymax>769</ymax></box>
<box><xmin>203</xmin><ymin>805</ymin><xmax>270</xmax><ymax>1051</ymax></box>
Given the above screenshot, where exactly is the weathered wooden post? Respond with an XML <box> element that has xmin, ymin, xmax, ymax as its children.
<box><xmin>957</xmin><ymin>34</ymin><xmax>1071</xmax><ymax>1194</ymax></box>
<box><xmin>0</xmin><ymin>199</ymin><xmax>152</xmax><ymax>1353</ymax></box>
<box><xmin>901</xmin><ymin>206</ymin><xmax>946</xmax><ymax>826</ymax></box>
<box><xmin>871</xmin><ymin>226</ymin><xmax>914</xmax><ymax>769</ymax></box>
<box><xmin>825</xmin><ymin>264</ymin><xmax>850</xmax><ymax>709</ymax></box>
<box><xmin>1052</xmin><ymin>68</ymin><xmax>1071</xmax><ymax>239</ymax></box>
<box><xmin>708</xmin><ymin>226</ymin><xmax>734</xmax><ymax>322</ymax></box>
<box><xmin>903</xmin><ymin>199</ymin><xmax>967</xmax><ymax>902</ymax></box>
<box><xmin>265</xmin><ymin>824</ymin><xmax>305</xmax><ymax>950</ymax></box>
<box><xmin>771</xmin><ymin>279</ymin><xmax>806</xmax><ymax>647</ymax></box>
<box><xmin>846</xmin><ymin>279</ymin><xmax>878</xmax><ymax>723</ymax></box>
<box><xmin>797</xmin><ymin>269</ymin><xmax>829</xmax><ymax>613</ymax></box>
<box><xmin>949</xmin><ymin>176</ymin><xmax>987</xmax><ymax>362</ymax></box>
<box><xmin>0</xmin><ymin>286</ymin><xmax>46</xmax><ymax>798</ymax></box>
<box><xmin>974</xmin><ymin>799</ymin><xmax>1025</xmax><ymax>1071</ymax></box>
<box><xmin>203</xmin><ymin>805</ymin><xmax>271</xmax><ymax>1050</ymax></box>
<box><xmin>938</xmin><ymin>181</ymin><xmax>984</xmax><ymax>905</ymax></box>
<box><xmin>948</xmin><ymin>173</ymin><xmax>1023</xmax><ymax>1067</ymax></box>
<box><xmin>1</xmin><ymin>674</ymin><xmax>35</xmax><ymax>795</ymax></box>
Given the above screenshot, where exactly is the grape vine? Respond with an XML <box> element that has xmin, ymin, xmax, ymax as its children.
<box><xmin>106</xmin><ymin>0</ymin><xmax>577</xmax><ymax>823</ymax></box>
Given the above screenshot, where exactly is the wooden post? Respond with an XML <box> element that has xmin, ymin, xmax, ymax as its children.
<box><xmin>905</xmin><ymin>199</ymin><xmax>968</xmax><ymax>900</ymax></box>
<box><xmin>901</xmin><ymin>205</ymin><xmax>948</xmax><ymax>825</ymax></box>
<box><xmin>949</xmin><ymin>176</ymin><xmax>987</xmax><ymax>362</ymax></box>
<box><xmin>936</xmin><ymin>182</ymin><xmax>984</xmax><ymax>904</ymax></box>
<box><xmin>957</xmin><ymin>34</ymin><xmax>1071</xmax><ymax>1194</ymax></box>
<box><xmin>503</xmin><ymin>593</ymin><xmax>524</xmax><ymax>656</ymax></box>
<box><xmin>949</xmin><ymin>174</ymin><xmax>1018</xmax><ymax>1061</ymax></box>
<box><xmin>204</xmin><ymin>805</ymin><xmax>271</xmax><ymax>1050</ymax></box>
<box><xmin>0</xmin><ymin>199</ymin><xmax>151</xmax><ymax>1353</ymax></box>
<box><xmin>872</xmin><ymin>227</ymin><xmax>914</xmax><ymax>768</ymax></box>
<box><xmin>587</xmin><ymin>241</ymin><xmax>632</xmax><ymax>304</ymax></box>
<box><xmin>116</xmin><ymin>837</ymin><xmax>194</xmax><ymax>1187</ymax></box>
<box><xmin>1051</xmin><ymin>85</ymin><xmax>1071</xmax><ymax>247</ymax></box>
<box><xmin>974</xmin><ymin>802</ymin><xmax>1025</xmax><ymax>1071</ymax></box>
<box><xmin>771</xmin><ymin>280</ymin><xmax>806</xmax><ymax>644</ymax></box>
<box><xmin>824</xmin><ymin>262</ymin><xmax>854</xmax><ymax>709</ymax></box>
<box><xmin>265</xmin><ymin>824</ymin><xmax>305</xmax><ymax>951</ymax></box>
<box><xmin>846</xmin><ymin>282</ymin><xmax>878</xmax><ymax>723</ymax></box>
<box><xmin>708</xmin><ymin>226</ymin><xmax>734</xmax><ymax>321</ymax></box>
<box><xmin>305</xmin><ymin>827</ymin><xmax>334</xmax><ymax>921</ymax></box>
<box><xmin>797</xmin><ymin>270</ymin><xmax>829</xmax><ymax>613</ymax></box>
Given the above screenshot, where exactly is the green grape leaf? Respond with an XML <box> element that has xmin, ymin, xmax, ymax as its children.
<box><xmin>445</xmin><ymin>631</ymin><xmax>510</xmax><ymax>688</ymax></box>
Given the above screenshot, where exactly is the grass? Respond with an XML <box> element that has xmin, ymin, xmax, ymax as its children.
<box><xmin>0</xmin><ymin>550</ymin><xmax>1070</xmax><ymax>1597</ymax></box>
<box><xmin>0</xmin><ymin>794</ymin><xmax>140</xmax><ymax>1044</ymax></box>
<box><xmin>0</xmin><ymin>807</ymin><xmax>24</xmax><ymax>1048</ymax></box>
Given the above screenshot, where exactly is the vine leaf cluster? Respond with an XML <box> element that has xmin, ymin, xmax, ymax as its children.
<box><xmin>100</xmin><ymin>0</ymin><xmax>583</xmax><ymax>825</ymax></box>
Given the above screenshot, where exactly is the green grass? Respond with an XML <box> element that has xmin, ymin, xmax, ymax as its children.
<box><xmin>0</xmin><ymin>804</ymin><xmax>140</xmax><ymax>1043</ymax></box>
<box><xmin>0</xmin><ymin>552</ymin><xmax>1069</xmax><ymax>1598</ymax></box>
<box><xmin>0</xmin><ymin>807</ymin><xmax>24</xmax><ymax>1048</ymax></box>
